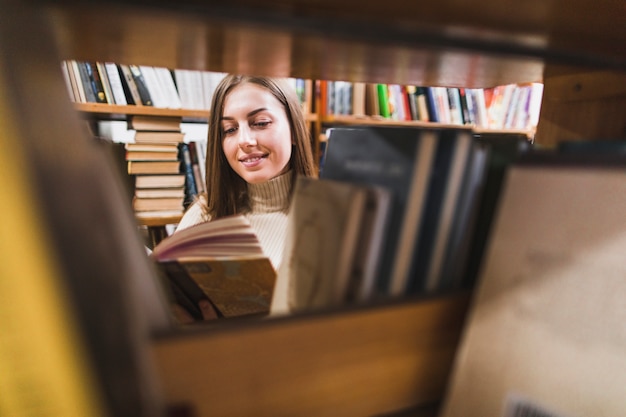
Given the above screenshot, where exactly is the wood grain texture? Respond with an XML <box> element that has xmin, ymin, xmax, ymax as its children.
<box><xmin>152</xmin><ymin>293</ymin><xmax>470</xmax><ymax>417</ymax></box>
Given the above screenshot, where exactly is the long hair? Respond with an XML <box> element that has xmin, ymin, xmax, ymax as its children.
<box><xmin>203</xmin><ymin>74</ymin><xmax>316</xmax><ymax>219</ymax></box>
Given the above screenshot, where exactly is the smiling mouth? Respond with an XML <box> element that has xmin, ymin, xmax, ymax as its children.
<box><xmin>239</xmin><ymin>154</ymin><xmax>267</xmax><ymax>165</ymax></box>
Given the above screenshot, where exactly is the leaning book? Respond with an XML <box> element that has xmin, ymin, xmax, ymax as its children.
<box><xmin>151</xmin><ymin>214</ymin><xmax>276</xmax><ymax>320</ymax></box>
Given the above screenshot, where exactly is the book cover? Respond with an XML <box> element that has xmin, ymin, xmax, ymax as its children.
<box><xmin>441</xmin><ymin>154</ymin><xmax>626</xmax><ymax>417</ymax></box>
<box><xmin>320</xmin><ymin>125</ymin><xmax>439</xmax><ymax>297</ymax></box>
<box><xmin>152</xmin><ymin>214</ymin><xmax>276</xmax><ymax>319</ymax></box>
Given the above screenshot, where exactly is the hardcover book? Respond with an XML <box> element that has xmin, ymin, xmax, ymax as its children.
<box><xmin>441</xmin><ymin>153</ymin><xmax>626</xmax><ymax>417</ymax></box>
<box><xmin>152</xmin><ymin>214</ymin><xmax>276</xmax><ymax>319</ymax></box>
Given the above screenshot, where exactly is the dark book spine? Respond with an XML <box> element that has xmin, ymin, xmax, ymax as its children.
<box><xmin>424</xmin><ymin>87</ymin><xmax>440</xmax><ymax>123</ymax></box>
<box><xmin>406</xmin><ymin>129</ymin><xmax>458</xmax><ymax>294</ymax></box>
<box><xmin>458</xmin><ymin>88</ymin><xmax>472</xmax><ymax>125</ymax></box>
<box><xmin>76</xmin><ymin>61</ymin><xmax>97</xmax><ymax>103</ymax></box>
<box><xmin>178</xmin><ymin>142</ymin><xmax>198</xmax><ymax>208</ymax></box>
<box><xmin>117</xmin><ymin>64</ymin><xmax>139</xmax><ymax>105</ymax></box>
<box><xmin>128</xmin><ymin>65</ymin><xmax>153</xmax><ymax>106</ymax></box>
<box><xmin>84</xmin><ymin>62</ymin><xmax>108</xmax><ymax>103</ymax></box>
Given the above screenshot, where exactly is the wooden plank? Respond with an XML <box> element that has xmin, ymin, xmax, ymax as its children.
<box><xmin>152</xmin><ymin>292</ymin><xmax>470</xmax><ymax>417</ymax></box>
<box><xmin>74</xmin><ymin>102</ymin><xmax>210</xmax><ymax>120</ymax></box>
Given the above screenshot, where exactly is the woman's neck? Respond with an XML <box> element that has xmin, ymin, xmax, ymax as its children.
<box><xmin>246</xmin><ymin>171</ymin><xmax>292</xmax><ymax>213</ymax></box>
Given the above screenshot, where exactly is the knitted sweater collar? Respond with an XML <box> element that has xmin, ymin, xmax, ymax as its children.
<box><xmin>246</xmin><ymin>171</ymin><xmax>292</xmax><ymax>213</ymax></box>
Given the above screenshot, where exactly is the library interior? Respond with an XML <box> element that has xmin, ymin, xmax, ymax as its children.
<box><xmin>2</xmin><ymin>0</ymin><xmax>626</xmax><ymax>416</ymax></box>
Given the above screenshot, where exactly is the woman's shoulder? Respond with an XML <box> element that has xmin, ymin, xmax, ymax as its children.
<box><xmin>175</xmin><ymin>195</ymin><xmax>211</xmax><ymax>232</ymax></box>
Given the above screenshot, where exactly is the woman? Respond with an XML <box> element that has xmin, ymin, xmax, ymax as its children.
<box><xmin>173</xmin><ymin>74</ymin><xmax>317</xmax><ymax>320</ymax></box>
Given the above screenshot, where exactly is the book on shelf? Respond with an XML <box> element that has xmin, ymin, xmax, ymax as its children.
<box><xmin>133</xmin><ymin>196</ymin><xmax>185</xmax><ymax>212</ymax></box>
<box><xmin>135</xmin><ymin>174</ymin><xmax>186</xmax><ymax>189</ymax></box>
<box><xmin>133</xmin><ymin>130</ymin><xmax>185</xmax><ymax>144</ymax></box>
<box><xmin>134</xmin><ymin>187</ymin><xmax>185</xmax><ymax>199</ymax></box>
<box><xmin>461</xmin><ymin>131</ymin><xmax>531</xmax><ymax>288</ymax></box>
<box><xmin>127</xmin><ymin>160</ymin><xmax>181</xmax><ymax>175</ymax></box>
<box><xmin>127</xmin><ymin>64</ymin><xmax>153</xmax><ymax>106</ymax></box>
<box><xmin>272</xmin><ymin>176</ymin><xmax>391</xmax><ymax>314</ymax></box>
<box><xmin>152</xmin><ymin>214</ymin><xmax>276</xmax><ymax>319</ymax></box>
<box><xmin>178</xmin><ymin>142</ymin><xmax>199</xmax><ymax>207</ymax></box>
<box><xmin>187</xmin><ymin>141</ymin><xmax>206</xmax><ymax>194</ymax></box>
<box><xmin>94</xmin><ymin>62</ymin><xmax>114</xmax><ymax>104</ymax></box>
<box><xmin>103</xmin><ymin>62</ymin><xmax>128</xmax><ymax>105</ymax></box>
<box><xmin>441</xmin><ymin>152</ymin><xmax>626</xmax><ymax>417</ymax></box>
<box><xmin>321</xmin><ymin>125</ymin><xmax>437</xmax><ymax>298</ymax></box>
<box><xmin>118</xmin><ymin>64</ymin><xmax>144</xmax><ymax>106</ymax></box>
<box><xmin>84</xmin><ymin>61</ymin><xmax>108</xmax><ymax>104</ymax></box>
<box><xmin>129</xmin><ymin>115</ymin><xmax>183</xmax><ymax>132</ymax></box>
<box><xmin>321</xmin><ymin>125</ymin><xmax>493</xmax><ymax>298</ymax></box>
<box><xmin>407</xmin><ymin>128</ymin><xmax>475</xmax><ymax>294</ymax></box>
<box><xmin>125</xmin><ymin>148</ymin><xmax>180</xmax><ymax>161</ymax></box>
<box><xmin>74</xmin><ymin>60</ymin><xmax>98</xmax><ymax>103</ymax></box>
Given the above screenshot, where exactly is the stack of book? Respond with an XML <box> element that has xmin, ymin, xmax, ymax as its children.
<box><xmin>126</xmin><ymin>115</ymin><xmax>187</xmax><ymax>218</ymax></box>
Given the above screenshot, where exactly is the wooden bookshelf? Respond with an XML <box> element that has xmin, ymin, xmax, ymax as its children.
<box><xmin>3</xmin><ymin>0</ymin><xmax>624</xmax><ymax>416</ymax></box>
<box><xmin>74</xmin><ymin>102</ymin><xmax>210</xmax><ymax>120</ymax></box>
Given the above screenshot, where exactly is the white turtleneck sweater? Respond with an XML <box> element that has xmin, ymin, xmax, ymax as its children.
<box><xmin>175</xmin><ymin>173</ymin><xmax>292</xmax><ymax>270</ymax></box>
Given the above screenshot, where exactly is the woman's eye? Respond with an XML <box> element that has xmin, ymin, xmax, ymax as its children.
<box><xmin>252</xmin><ymin>120</ymin><xmax>271</xmax><ymax>128</ymax></box>
<box><xmin>222</xmin><ymin>126</ymin><xmax>237</xmax><ymax>135</ymax></box>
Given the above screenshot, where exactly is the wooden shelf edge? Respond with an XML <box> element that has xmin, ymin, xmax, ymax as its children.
<box><xmin>321</xmin><ymin>115</ymin><xmax>534</xmax><ymax>137</ymax></box>
<box><xmin>74</xmin><ymin>102</ymin><xmax>210</xmax><ymax>120</ymax></box>
<box><xmin>151</xmin><ymin>292</ymin><xmax>471</xmax><ymax>417</ymax></box>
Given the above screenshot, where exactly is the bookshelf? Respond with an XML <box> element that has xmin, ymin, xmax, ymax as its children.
<box><xmin>75</xmin><ymin>102</ymin><xmax>210</xmax><ymax>120</ymax></box>
<box><xmin>4</xmin><ymin>0</ymin><xmax>625</xmax><ymax>416</ymax></box>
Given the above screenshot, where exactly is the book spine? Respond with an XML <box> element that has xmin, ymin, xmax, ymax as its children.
<box><xmin>377</xmin><ymin>84</ymin><xmax>391</xmax><ymax>118</ymax></box>
<box><xmin>76</xmin><ymin>61</ymin><xmax>97</xmax><ymax>103</ymax></box>
<box><xmin>187</xmin><ymin>141</ymin><xmax>206</xmax><ymax>194</ymax></box>
<box><xmin>179</xmin><ymin>143</ymin><xmax>198</xmax><ymax>208</ymax></box>
<box><xmin>128</xmin><ymin>65</ymin><xmax>153</xmax><ymax>106</ymax></box>
<box><xmin>85</xmin><ymin>61</ymin><xmax>108</xmax><ymax>103</ymax></box>
<box><xmin>95</xmin><ymin>62</ymin><xmax>114</xmax><ymax>104</ymax></box>
<box><xmin>118</xmin><ymin>64</ymin><xmax>142</xmax><ymax>106</ymax></box>
<box><xmin>104</xmin><ymin>63</ymin><xmax>128</xmax><ymax>105</ymax></box>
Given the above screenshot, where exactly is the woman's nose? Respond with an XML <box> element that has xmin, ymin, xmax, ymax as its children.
<box><xmin>238</xmin><ymin>126</ymin><xmax>257</xmax><ymax>146</ymax></box>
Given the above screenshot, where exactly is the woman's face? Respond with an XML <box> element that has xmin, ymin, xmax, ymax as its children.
<box><xmin>220</xmin><ymin>83</ymin><xmax>293</xmax><ymax>184</ymax></box>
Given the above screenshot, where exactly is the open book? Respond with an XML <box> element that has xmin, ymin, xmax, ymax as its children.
<box><xmin>152</xmin><ymin>215</ymin><xmax>276</xmax><ymax>319</ymax></box>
